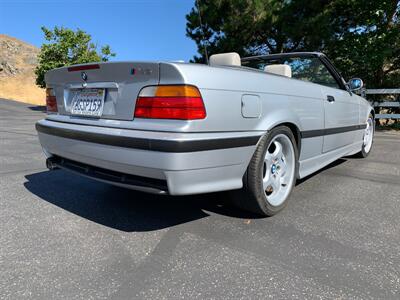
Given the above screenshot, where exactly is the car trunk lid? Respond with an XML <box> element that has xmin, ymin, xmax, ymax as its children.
<box><xmin>45</xmin><ymin>62</ymin><xmax>160</xmax><ymax>121</ymax></box>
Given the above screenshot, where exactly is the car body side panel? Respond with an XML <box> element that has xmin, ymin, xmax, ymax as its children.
<box><xmin>162</xmin><ymin>63</ymin><xmax>325</xmax><ymax>161</ymax></box>
<box><xmin>299</xmin><ymin>139</ymin><xmax>363</xmax><ymax>178</ymax></box>
<box><xmin>359</xmin><ymin>96</ymin><xmax>373</xmax><ymax>123</ymax></box>
<box><xmin>321</xmin><ymin>86</ymin><xmax>360</xmax><ymax>152</ymax></box>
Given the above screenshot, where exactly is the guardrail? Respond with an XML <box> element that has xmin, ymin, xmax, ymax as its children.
<box><xmin>365</xmin><ymin>89</ymin><xmax>400</xmax><ymax>120</ymax></box>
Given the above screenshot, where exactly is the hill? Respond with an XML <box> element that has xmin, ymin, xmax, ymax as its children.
<box><xmin>0</xmin><ymin>34</ymin><xmax>45</xmax><ymax>105</ymax></box>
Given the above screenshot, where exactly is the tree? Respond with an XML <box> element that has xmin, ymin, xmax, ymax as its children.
<box><xmin>325</xmin><ymin>0</ymin><xmax>400</xmax><ymax>88</ymax></box>
<box><xmin>186</xmin><ymin>0</ymin><xmax>400</xmax><ymax>88</ymax></box>
<box><xmin>35</xmin><ymin>26</ymin><xmax>115</xmax><ymax>88</ymax></box>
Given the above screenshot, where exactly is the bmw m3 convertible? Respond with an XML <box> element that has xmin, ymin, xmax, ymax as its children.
<box><xmin>36</xmin><ymin>52</ymin><xmax>374</xmax><ymax>216</ymax></box>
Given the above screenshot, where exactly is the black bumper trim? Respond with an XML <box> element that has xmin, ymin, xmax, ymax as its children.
<box><xmin>36</xmin><ymin>122</ymin><xmax>261</xmax><ymax>153</ymax></box>
<box><xmin>48</xmin><ymin>156</ymin><xmax>169</xmax><ymax>192</ymax></box>
<box><xmin>301</xmin><ymin>124</ymin><xmax>367</xmax><ymax>139</ymax></box>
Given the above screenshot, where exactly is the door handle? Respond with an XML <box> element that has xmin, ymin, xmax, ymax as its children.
<box><xmin>327</xmin><ymin>95</ymin><xmax>335</xmax><ymax>102</ymax></box>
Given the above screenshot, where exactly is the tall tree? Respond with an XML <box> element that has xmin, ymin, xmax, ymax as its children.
<box><xmin>186</xmin><ymin>0</ymin><xmax>400</xmax><ymax>88</ymax></box>
<box><xmin>35</xmin><ymin>26</ymin><xmax>115</xmax><ymax>88</ymax></box>
<box><xmin>325</xmin><ymin>0</ymin><xmax>400</xmax><ymax>87</ymax></box>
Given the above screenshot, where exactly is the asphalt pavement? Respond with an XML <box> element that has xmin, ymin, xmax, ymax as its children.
<box><xmin>1</xmin><ymin>98</ymin><xmax>399</xmax><ymax>299</ymax></box>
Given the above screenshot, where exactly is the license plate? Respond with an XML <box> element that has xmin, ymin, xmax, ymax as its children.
<box><xmin>71</xmin><ymin>89</ymin><xmax>105</xmax><ymax>117</ymax></box>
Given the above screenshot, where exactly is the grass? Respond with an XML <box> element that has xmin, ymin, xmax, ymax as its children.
<box><xmin>0</xmin><ymin>75</ymin><xmax>45</xmax><ymax>105</ymax></box>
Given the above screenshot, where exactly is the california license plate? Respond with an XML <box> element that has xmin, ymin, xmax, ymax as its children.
<box><xmin>71</xmin><ymin>89</ymin><xmax>105</xmax><ymax>117</ymax></box>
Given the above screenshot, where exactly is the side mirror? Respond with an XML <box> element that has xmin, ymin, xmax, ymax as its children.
<box><xmin>347</xmin><ymin>78</ymin><xmax>364</xmax><ymax>92</ymax></box>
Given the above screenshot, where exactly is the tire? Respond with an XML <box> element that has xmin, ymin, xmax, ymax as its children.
<box><xmin>232</xmin><ymin>126</ymin><xmax>299</xmax><ymax>216</ymax></box>
<box><xmin>355</xmin><ymin>113</ymin><xmax>374</xmax><ymax>158</ymax></box>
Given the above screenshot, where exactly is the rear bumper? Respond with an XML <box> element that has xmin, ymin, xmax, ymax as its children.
<box><xmin>36</xmin><ymin>119</ymin><xmax>262</xmax><ymax>195</ymax></box>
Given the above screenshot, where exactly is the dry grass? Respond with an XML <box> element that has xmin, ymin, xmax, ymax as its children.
<box><xmin>0</xmin><ymin>76</ymin><xmax>45</xmax><ymax>105</ymax></box>
<box><xmin>0</xmin><ymin>34</ymin><xmax>45</xmax><ymax>105</ymax></box>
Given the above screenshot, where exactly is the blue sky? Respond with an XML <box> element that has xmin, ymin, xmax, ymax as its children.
<box><xmin>0</xmin><ymin>0</ymin><xmax>198</xmax><ymax>62</ymax></box>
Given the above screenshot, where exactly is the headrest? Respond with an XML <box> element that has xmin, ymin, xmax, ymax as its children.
<box><xmin>264</xmin><ymin>64</ymin><xmax>292</xmax><ymax>78</ymax></box>
<box><xmin>209</xmin><ymin>52</ymin><xmax>241</xmax><ymax>67</ymax></box>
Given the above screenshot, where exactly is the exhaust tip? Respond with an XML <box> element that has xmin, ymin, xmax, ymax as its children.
<box><xmin>46</xmin><ymin>157</ymin><xmax>59</xmax><ymax>170</ymax></box>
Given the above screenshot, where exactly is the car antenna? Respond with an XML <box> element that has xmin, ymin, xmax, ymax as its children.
<box><xmin>195</xmin><ymin>0</ymin><xmax>209</xmax><ymax>65</ymax></box>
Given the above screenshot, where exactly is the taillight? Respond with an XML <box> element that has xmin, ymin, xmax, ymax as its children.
<box><xmin>134</xmin><ymin>85</ymin><xmax>206</xmax><ymax>120</ymax></box>
<box><xmin>46</xmin><ymin>88</ymin><xmax>57</xmax><ymax>113</ymax></box>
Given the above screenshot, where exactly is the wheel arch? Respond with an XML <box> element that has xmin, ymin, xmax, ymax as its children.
<box><xmin>370</xmin><ymin>109</ymin><xmax>375</xmax><ymax>118</ymax></box>
<box><xmin>257</xmin><ymin>108</ymin><xmax>303</xmax><ymax>156</ymax></box>
<box><xmin>271</xmin><ymin>122</ymin><xmax>302</xmax><ymax>155</ymax></box>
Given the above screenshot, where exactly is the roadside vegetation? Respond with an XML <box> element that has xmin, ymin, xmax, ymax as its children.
<box><xmin>186</xmin><ymin>0</ymin><xmax>400</xmax><ymax>128</ymax></box>
<box><xmin>186</xmin><ymin>0</ymin><xmax>400</xmax><ymax>89</ymax></box>
<box><xmin>35</xmin><ymin>26</ymin><xmax>115</xmax><ymax>88</ymax></box>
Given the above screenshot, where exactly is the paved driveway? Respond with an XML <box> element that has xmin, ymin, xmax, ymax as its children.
<box><xmin>1</xmin><ymin>98</ymin><xmax>399</xmax><ymax>299</ymax></box>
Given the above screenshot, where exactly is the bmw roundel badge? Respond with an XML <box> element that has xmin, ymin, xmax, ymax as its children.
<box><xmin>81</xmin><ymin>71</ymin><xmax>88</xmax><ymax>81</ymax></box>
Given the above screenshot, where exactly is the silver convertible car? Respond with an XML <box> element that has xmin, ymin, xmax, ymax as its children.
<box><xmin>36</xmin><ymin>52</ymin><xmax>374</xmax><ymax>216</ymax></box>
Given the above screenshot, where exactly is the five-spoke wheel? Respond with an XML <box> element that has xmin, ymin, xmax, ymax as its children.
<box><xmin>232</xmin><ymin>126</ymin><xmax>298</xmax><ymax>216</ymax></box>
<box><xmin>262</xmin><ymin>134</ymin><xmax>296</xmax><ymax>207</ymax></box>
<box><xmin>356</xmin><ymin>113</ymin><xmax>374</xmax><ymax>158</ymax></box>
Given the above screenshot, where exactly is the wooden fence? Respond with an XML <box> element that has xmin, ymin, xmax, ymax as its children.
<box><xmin>364</xmin><ymin>89</ymin><xmax>400</xmax><ymax>120</ymax></box>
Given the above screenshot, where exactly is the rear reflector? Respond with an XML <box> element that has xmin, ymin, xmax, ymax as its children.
<box><xmin>67</xmin><ymin>64</ymin><xmax>100</xmax><ymax>72</ymax></box>
<box><xmin>46</xmin><ymin>88</ymin><xmax>57</xmax><ymax>113</ymax></box>
<box><xmin>134</xmin><ymin>85</ymin><xmax>206</xmax><ymax>120</ymax></box>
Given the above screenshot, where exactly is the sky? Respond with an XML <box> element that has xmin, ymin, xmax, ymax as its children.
<box><xmin>0</xmin><ymin>0</ymin><xmax>198</xmax><ymax>62</ymax></box>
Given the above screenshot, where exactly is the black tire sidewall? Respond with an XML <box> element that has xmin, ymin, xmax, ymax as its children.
<box><xmin>247</xmin><ymin>126</ymin><xmax>299</xmax><ymax>215</ymax></box>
